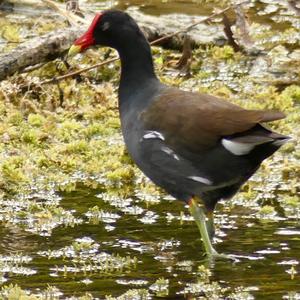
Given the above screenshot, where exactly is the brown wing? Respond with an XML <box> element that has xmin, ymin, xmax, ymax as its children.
<box><xmin>141</xmin><ymin>87</ymin><xmax>285</xmax><ymax>152</ymax></box>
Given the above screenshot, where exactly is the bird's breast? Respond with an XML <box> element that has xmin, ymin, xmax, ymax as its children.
<box><xmin>120</xmin><ymin>109</ymin><xmax>144</xmax><ymax>159</ymax></box>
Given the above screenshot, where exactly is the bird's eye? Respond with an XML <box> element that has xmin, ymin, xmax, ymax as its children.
<box><xmin>102</xmin><ymin>22</ymin><xmax>110</xmax><ymax>31</ymax></box>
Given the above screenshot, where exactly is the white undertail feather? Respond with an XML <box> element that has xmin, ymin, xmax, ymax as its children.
<box><xmin>222</xmin><ymin>134</ymin><xmax>290</xmax><ymax>156</ymax></box>
<box><xmin>272</xmin><ymin>138</ymin><xmax>290</xmax><ymax>147</ymax></box>
<box><xmin>221</xmin><ymin>139</ymin><xmax>256</xmax><ymax>155</ymax></box>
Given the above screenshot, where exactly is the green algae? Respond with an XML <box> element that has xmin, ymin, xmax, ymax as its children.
<box><xmin>0</xmin><ymin>21</ymin><xmax>20</xmax><ymax>43</ymax></box>
<box><xmin>0</xmin><ymin>284</ymin><xmax>93</xmax><ymax>300</ymax></box>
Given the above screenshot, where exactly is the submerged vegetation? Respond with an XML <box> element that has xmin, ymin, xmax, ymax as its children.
<box><xmin>0</xmin><ymin>0</ymin><xmax>299</xmax><ymax>299</ymax></box>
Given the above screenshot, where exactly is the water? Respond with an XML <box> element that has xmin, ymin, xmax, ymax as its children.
<box><xmin>0</xmin><ymin>0</ymin><xmax>299</xmax><ymax>299</ymax></box>
<box><xmin>0</xmin><ymin>186</ymin><xmax>299</xmax><ymax>299</ymax></box>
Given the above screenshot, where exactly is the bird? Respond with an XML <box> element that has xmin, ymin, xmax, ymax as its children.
<box><xmin>68</xmin><ymin>10</ymin><xmax>290</xmax><ymax>258</ymax></box>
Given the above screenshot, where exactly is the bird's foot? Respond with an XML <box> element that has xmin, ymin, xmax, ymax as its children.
<box><xmin>205</xmin><ymin>250</ymin><xmax>239</xmax><ymax>262</ymax></box>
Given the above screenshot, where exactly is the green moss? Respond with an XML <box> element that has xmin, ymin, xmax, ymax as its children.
<box><xmin>105</xmin><ymin>289</ymin><xmax>150</xmax><ymax>300</ymax></box>
<box><xmin>106</xmin><ymin>166</ymin><xmax>135</xmax><ymax>184</ymax></box>
<box><xmin>56</xmin><ymin>120</ymin><xmax>83</xmax><ymax>142</ymax></box>
<box><xmin>284</xmin><ymin>196</ymin><xmax>300</xmax><ymax>208</ymax></box>
<box><xmin>211</xmin><ymin>45</ymin><xmax>235</xmax><ymax>60</ymax></box>
<box><xmin>1</xmin><ymin>156</ymin><xmax>27</xmax><ymax>186</ymax></box>
<box><xmin>64</xmin><ymin>140</ymin><xmax>90</xmax><ymax>155</ymax></box>
<box><xmin>83</xmin><ymin>123</ymin><xmax>106</xmax><ymax>138</ymax></box>
<box><xmin>8</xmin><ymin>112</ymin><xmax>23</xmax><ymax>126</ymax></box>
<box><xmin>259</xmin><ymin>205</ymin><xmax>276</xmax><ymax>216</ymax></box>
<box><xmin>0</xmin><ymin>284</ymin><xmax>38</xmax><ymax>300</ymax></box>
<box><xmin>0</xmin><ymin>284</ymin><xmax>93</xmax><ymax>300</ymax></box>
<box><xmin>210</xmin><ymin>86</ymin><xmax>233</xmax><ymax>99</ymax></box>
<box><xmin>281</xmin><ymin>85</ymin><xmax>300</xmax><ymax>105</ymax></box>
<box><xmin>21</xmin><ymin>129</ymin><xmax>40</xmax><ymax>145</ymax></box>
<box><xmin>28</xmin><ymin>114</ymin><xmax>46</xmax><ymax>127</ymax></box>
<box><xmin>1</xmin><ymin>24</ymin><xmax>20</xmax><ymax>43</ymax></box>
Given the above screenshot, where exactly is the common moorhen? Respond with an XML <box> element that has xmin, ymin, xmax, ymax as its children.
<box><xmin>68</xmin><ymin>10</ymin><xmax>290</xmax><ymax>257</ymax></box>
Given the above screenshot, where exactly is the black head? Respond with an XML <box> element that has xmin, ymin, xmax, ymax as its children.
<box><xmin>70</xmin><ymin>10</ymin><xmax>145</xmax><ymax>53</ymax></box>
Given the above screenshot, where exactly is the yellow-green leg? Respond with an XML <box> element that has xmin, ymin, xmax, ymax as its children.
<box><xmin>188</xmin><ymin>197</ymin><xmax>236</xmax><ymax>261</ymax></box>
<box><xmin>206</xmin><ymin>210</ymin><xmax>215</xmax><ymax>240</ymax></box>
<box><xmin>188</xmin><ymin>197</ymin><xmax>218</xmax><ymax>257</ymax></box>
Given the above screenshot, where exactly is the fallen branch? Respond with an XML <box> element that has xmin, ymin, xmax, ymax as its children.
<box><xmin>0</xmin><ymin>0</ymin><xmax>250</xmax><ymax>82</ymax></box>
<box><xmin>0</xmin><ymin>0</ymin><xmax>86</xmax><ymax>81</ymax></box>
<box><xmin>0</xmin><ymin>26</ymin><xmax>84</xmax><ymax>81</ymax></box>
<box><xmin>39</xmin><ymin>0</ymin><xmax>251</xmax><ymax>85</ymax></box>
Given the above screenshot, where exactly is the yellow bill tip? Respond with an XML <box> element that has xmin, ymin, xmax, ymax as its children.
<box><xmin>67</xmin><ymin>44</ymin><xmax>82</xmax><ymax>57</ymax></box>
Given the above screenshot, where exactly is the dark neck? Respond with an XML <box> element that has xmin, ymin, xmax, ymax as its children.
<box><xmin>117</xmin><ymin>37</ymin><xmax>158</xmax><ymax>106</ymax></box>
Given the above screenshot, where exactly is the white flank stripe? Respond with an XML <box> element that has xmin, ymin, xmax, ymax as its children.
<box><xmin>161</xmin><ymin>146</ymin><xmax>180</xmax><ymax>161</ymax></box>
<box><xmin>143</xmin><ymin>131</ymin><xmax>165</xmax><ymax>141</ymax></box>
<box><xmin>222</xmin><ymin>139</ymin><xmax>255</xmax><ymax>156</ymax></box>
<box><xmin>188</xmin><ymin>176</ymin><xmax>212</xmax><ymax>185</ymax></box>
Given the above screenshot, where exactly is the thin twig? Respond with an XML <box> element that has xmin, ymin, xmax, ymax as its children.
<box><xmin>22</xmin><ymin>62</ymin><xmax>48</xmax><ymax>74</ymax></box>
<box><xmin>41</xmin><ymin>0</ymin><xmax>87</xmax><ymax>25</ymax></box>
<box><xmin>65</xmin><ymin>0</ymin><xmax>85</xmax><ymax>18</ymax></box>
<box><xmin>222</xmin><ymin>14</ymin><xmax>241</xmax><ymax>52</ymax></box>
<box><xmin>40</xmin><ymin>57</ymin><xmax>118</xmax><ymax>85</ymax></box>
<box><xmin>39</xmin><ymin>0</ymin><xmax>251</xmax><ymax>85</ymax></box>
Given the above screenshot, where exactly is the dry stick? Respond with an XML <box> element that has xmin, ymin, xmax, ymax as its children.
<box><xmin>222</xmin><ymin>14</ymin><xmax>241</xmax><ymax>52</ymax></box>
<box><xmin>41</xmin><ymin>0</ymin><xmax>87</xmax><ymax>25</ymax></box>
<box><xmin>40</xmin><ymin>0</ymin><xmax>251</xmax><ymax>85</ymax></box>
<box><xmin>41</xmin><ymin>57</ymin><xmax>118</xmax><ymax>85</ymax></box>
<box><xmin>65</xmin><ymin>0</ymin><xmax>85</xmax><ymax>18</ymax></box>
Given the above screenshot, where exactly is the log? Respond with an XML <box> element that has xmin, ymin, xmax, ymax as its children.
<box><xmin>0</xmin><ymin>5</ymin><xmax>226</xmax><ymax>81</ymax></box>
<box><xmin>0</xmin><ymin>27</ymin><xmax>84</xmax><ymax>81</ymax></box>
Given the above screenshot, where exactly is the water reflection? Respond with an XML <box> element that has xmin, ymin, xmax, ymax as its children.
<box><xmin>0</xmin><ymin>186</ymin><xmax>299</xmax><ymax>298</ymax></box>
<box><xmin>0</xmin><ymin>225</ymin><xmax>39</xmax><ymax>253</ymax></box>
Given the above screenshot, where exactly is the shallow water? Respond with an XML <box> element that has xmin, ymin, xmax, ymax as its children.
<box><xmin>0</xmin><ymin>0</ymin><xmax>299</xmax><ymax>299</ymax></box>
<box><xmin>0</xmin><ymin>186</ymin><xmax>299</xmax><ymax>299</ymax></box>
